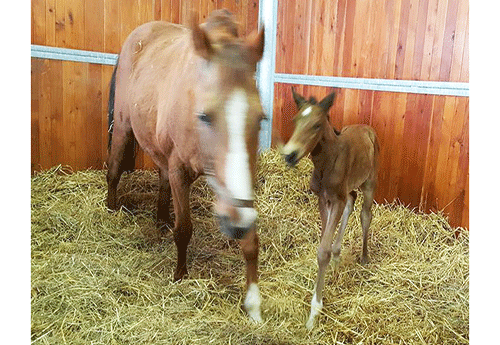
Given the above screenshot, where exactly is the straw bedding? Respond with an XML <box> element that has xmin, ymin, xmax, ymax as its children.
<box><xmin>31</xmin><ymin>149</ymin><xmax>468</xmax><ymax>344</ymax></box>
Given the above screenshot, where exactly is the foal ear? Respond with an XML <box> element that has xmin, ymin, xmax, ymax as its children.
<box><xmin>291</xmin><ymin>87</ymin><xmax>307</xmax><ymax>109</ymax></box>
<box><xmin>246</xmin><ymin>27</ymin><xmax>265</xmax><ymax>63</ymax></box>
<box><xmin>319</xmin><ymin>90</ymin><xmax>336</xmax><ymax>113</ymax></box>
<box><xmin>192</xmin><ymin>14</ymin><xmax>213</xmax><ymax>60</ymax></box>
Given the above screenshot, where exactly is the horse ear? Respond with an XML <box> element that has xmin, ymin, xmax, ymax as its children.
<box><xmin>246</xmin><ymin>27</ymin><xmax>265</xmax><ymax>63</ymax></box>
<box><xmin>291</xmin><ymin>87</ymin><xmax>307</xmax><ymax>109</ymax></box>
<box><xmin>319</xmin><ymin>90</ymin><xmax>336</xmax><ymax>113</ymax></box>
<box><xmin>192</xmin><ymin>14</ymin><xmax>213</xmax><ymax>59</ymax></box>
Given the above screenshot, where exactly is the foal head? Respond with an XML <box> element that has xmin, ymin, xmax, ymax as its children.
<box><xmin>192</xmin><ymin>10</ymin><xmax>266</xmax><ymax>240</ymax></box>
<box><xmin>281</xmin><ymin>88</ymin><xmax>336</xmax><ymax>167</ymax></box>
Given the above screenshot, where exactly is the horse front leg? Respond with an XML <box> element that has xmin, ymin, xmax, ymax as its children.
<box><xmin>306</xmin><ymin>195</ymin><xmax>345</xmax><ymax>330</ymax></box>
<box><xmin>240</xmin><ymin>227</ymin><xmax>262</xmax><ymax>323</ymax></box>
<box><xmin>168</xmin><ymin>163</ymin><xmax>194</xmax><ymax>281</ymax></box>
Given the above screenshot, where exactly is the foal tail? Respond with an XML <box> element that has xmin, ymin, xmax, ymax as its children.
<box><xmin>108</xmin><ymin>57</ymin><xmax>137</xmax><ymax>172</ymax></box>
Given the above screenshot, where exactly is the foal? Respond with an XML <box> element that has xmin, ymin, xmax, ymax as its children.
<box><xmin>281</xmin><ymin>88</ymin><xmax>379</xmax><ymax>329</ymax></box>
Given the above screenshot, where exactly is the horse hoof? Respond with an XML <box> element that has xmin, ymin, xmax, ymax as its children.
<box><xmin>173</xmin><ymin>268</ymin><xmax>188</xmax><ymax>282</ymax></box>
<box><xmin>360</xmin><ymin>255</ymin><xmax>370</xmax><ymax>266</ymax></box>
<box><xmin>306</xmin><ymin>318</ymin><xmax>315</xmax><ymax>330</ymax></box>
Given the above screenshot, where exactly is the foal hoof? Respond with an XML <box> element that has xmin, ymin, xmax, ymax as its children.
<box><xmin>360</xmin><ymin>255</ymin><xmax>370</xmax><ymax>266</ymax></box>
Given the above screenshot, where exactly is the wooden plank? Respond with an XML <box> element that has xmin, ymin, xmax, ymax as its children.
<box><xmin>282</xmin><ymin>0</ymin><xmax>295</xmax><ymax>74</ymax></box>
<box><xmin>86</xmin><ymin>64</ymin><xmax>104</xmax><ymax>169</ymax></box>
<box><xmin>54</xmin><ymin>0</ymin><xmax>66</xmax><ymax>47</ymax></box>
<box><xmin>398</xmin><ymin>93</ymin><xmax>433</xmax><ymax>206</ymax></box>
<box><xmin>85</xmin><ymin>0</ymin><xmax>104</xmax><ymax>52</ymax></box>
<box><xmin>49</xmin><ymin>60</ymin><xmax>65</xmax><ymax>169</ymax></box>
<box><xmin>171</xmin><ymin>0</ymin><xmax>180</xmax><ymax>23</ymax></box>
<box><xmin>104</xmin><ymin>0</ymin><xmax>121</xmax><ymax>53</ymax></box>
<box><xmin>411</xmin><ymin>0</ymin><xmax>429</xmax><ymax>80</ymax></box>
<box><xmin>394</xmin><ymin>0</ymin><xmax>411</xmax><ymax>79</ymax></box>
<box><xmin>420</xmin><ymin>95</ymin><xmax>444</xmax><ymax>212</ymax></box>
<box><xmin>401</xmin><ymin>0</ymin><xmax>420</xmax><ymax>79</ymax></box>
<box><xmin>246</xmin><ymin>0</ymin><xmax>259</xmax><ymax>36</ymax></box>
<box><xmin>291</xmin><ymin>0</ymin><xmax>309</xmax><ymax>74</ymax></box>
<box><xmin>449</xmin><ymin>0</ymin><xmax>468</xmax><ymax>82</ymax></box>
<box><xmin>420</xmin><ymin>0</ymin><xmax>440</xmax><ymax>81</ymax></box>
<box><xmin>45</xmin><ymin>0</ymin><xmax>56</xmax><ymax>46</ymax></box>
<box><xmin>460</xmin><ymin>17</ymin><xmax>469</xmax><ymax>82</ymax></box>
<box><xmin>32</xmin><ymin>0</ymin><xmax>46</xmax><ymax>45</ymax></box>
<box><xmin>438</xmin><ymin>0</ymin><xmax>459</xmax><ymax>81</ymax></box>
<box><xmin>385</xmin><ymin>0</ymin><xmax>402</xmax><ymax>79</ymax></box>
<box><xmin>428</xmin><ymin>0</ymin><xmax>449</xmax><ymax>80</ymax></box>
<box><xmin>31</xmin><ymin>59</ymin><xmax>43</xmax><ymax>173</ymax></box>
<box><xmin>386</xmin><ymin>93</ymin><xmax>407</xmax><ymax>201</ymax></box>
<box><xmin>351</xmin><ymin>0</ymin><xmax>370</xmax><ymax>78</ymax></box>
<box><xmin>368</xmin><ymin>1</ymin><xmax>387</xmax><ymax>79</ymax></box>
<box><xmin>441</xmin><ymin>97</ymin><xmax>468</xmax><ymax>221</ymax></box>
<box><xmin>64</xmin><ymin>0</ymin><xmax>85</xmax><ymax>50</ymax></box>
<box><xmin>341</xmin><ymin>0</ymin><xmax>356</xmax><ymax>77</ymax></box>
<box><xmin>332</xmin><ymin>0</ymin><xmax>347</xmax><ymax>76</ymax></box>
<box><xmin>154</xmin><ymin>0</ymin><xmax>163</xmax><ymax>21</ymax></box>
<box><xmin>432</xmin><ymin>96</ymin><xmax>455</xmax><ymax>210</ymax></box>
<box><xmin>39</xmin><ymin>59</ymin><xmax>52</xmax><ymax>169</ymax></box>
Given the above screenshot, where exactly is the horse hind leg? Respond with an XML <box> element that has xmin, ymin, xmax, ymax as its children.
<box><xmin>331</xmin><ymin>190</ymin><xmax>357</xmax><ymax>271</ymax></box>
<box><xmin>107</xmin><ymin>124</ymin><xmax>136</xmax><ymax>211</ymax></box>
<box><xmin>157</xmin><ymin>167</ymin><xmax>173</xmax><ymax>236</ymax></box>
<box><xmin>360</xmin><ymin>180</ymin><xmax>376</xmax><ymax>265</ymax></box>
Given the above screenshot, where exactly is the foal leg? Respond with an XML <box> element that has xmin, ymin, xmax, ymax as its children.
<box><xmin>331</xmin><ymin>191</ymin><xmax>357</xmax><ymax>271</ymax></box>
<box><xmin>168</xmin><ymin>160</ymin><xmax>194</xmax><ymax>281</ymax></box>
<box><xmin>240</xmin><ymin>228</ymin><xmax>262</xmax><ymax>323</ymax></box>
<box><xmin>306</xmin><ymin>195</ymin><xmax>346</xmax><ymax>330</ymax></box>
<box><xmin>157</xmin><ymin>167</ymin><xmax>173</xmax><ymax>235</ymax></box>
<box><xmin>107</xmin><ymin>125</ymin><xmax>134</xmax><ymax>211</ymax></box>
<box><xmin>360</xmin><ymin>181</ymin><xmax>375</xmax><ymax>265</ymax></box>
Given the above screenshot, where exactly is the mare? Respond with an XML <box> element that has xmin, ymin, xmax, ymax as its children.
<box><xmin>106</xmin><ymin>10</ymin><xmax>266</xmax><ymax>322</ymax></box>
<box><xmin>281</xmin><ymin>88</ymin><xmax>379</xmax><ymax>329</ymax></box>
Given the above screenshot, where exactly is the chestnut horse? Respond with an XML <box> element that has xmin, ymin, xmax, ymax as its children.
<box><xmin>281</xmin><ymin>88</ymin><xmax>379</xmax><ymax>329</ymax></box>
<box><xmin>106</xmin><ymin>10</ymin><xmax>265</xmax><ymax>322</ymax></box>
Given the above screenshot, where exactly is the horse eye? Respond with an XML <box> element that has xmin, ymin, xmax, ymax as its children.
<box><xmin>197</xmin><ymin>112</ymin><xmax>213</xmax><ymax>125</ymax></box>
<box><xmin>313</xmin><ymin>123</ymin><xmax>322</xmax><ymax>131</ymax></box>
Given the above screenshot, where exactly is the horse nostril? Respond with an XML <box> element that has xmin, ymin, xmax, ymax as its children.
<box><xmin>285</xmin><ymin>151</ymin><xmax>298</xmax><ymax>166</ymax></box>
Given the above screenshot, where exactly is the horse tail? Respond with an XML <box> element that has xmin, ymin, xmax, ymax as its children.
<box><xmin>108</xmin><ymin>56</ymin><xmax>119</xmax><ymax>150</ymax></box>
<box><xmin>108</xmin><ymin>56</ymin><xmax>137</xmax><ymax>172</ymax></box>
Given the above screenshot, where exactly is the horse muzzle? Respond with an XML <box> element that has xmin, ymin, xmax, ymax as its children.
<box><xmin>217</xmin><ymin>214</ymin><xmax>255</xmax><ymax>240</ymax></box>
<box><xmin>284</xmin><ymin>150</ymin><xmax>299</xmax><ymax>167</ymax></box>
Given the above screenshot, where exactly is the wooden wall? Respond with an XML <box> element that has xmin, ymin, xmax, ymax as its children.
<box><xmin>272</xmin><ymin>0</ymin><xmax>469</xmax><ymax>228</ymax></box>
<box><xmin>31</xmin><ymin>0</ymin><xmax>259</xmax><ymax>172</ymax></box>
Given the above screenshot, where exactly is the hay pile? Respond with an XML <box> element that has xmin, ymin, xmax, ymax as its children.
<box><xmin>31</xmin><ymin>149</ymin><xmax>468</xmax><ymax>344</ymax></box>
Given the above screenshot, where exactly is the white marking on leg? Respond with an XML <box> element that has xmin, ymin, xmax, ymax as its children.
<box><xmin>306</xmin><ymin>291</ymin><xmax>323</xmax><ymax>330</ymax></box>
<box><xmin>224</xmin><ymin>89</ymin><xmax>257</xmax><ymax>228</ymax></box>
<box><xmin>244</xmin><ymin>283</ymin><xmax>262</xmax><ymax>323</ymax></box>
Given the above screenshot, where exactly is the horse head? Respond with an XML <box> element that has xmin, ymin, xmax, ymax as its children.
<box><xmin>281</xmin><ymin>87</ymin><xmax>336</xmax><ymax>167</ymax></box>
<box><xmin>192</xmin><ymin>10</ymin><xmax>266</xmax><ymax>240</ymax></box>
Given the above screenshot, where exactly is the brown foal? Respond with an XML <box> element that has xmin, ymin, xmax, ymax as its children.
<box><xmin>281</xmin><ymin>88</ymin><xmax>379</xmax><ymax>329</ymax></box>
